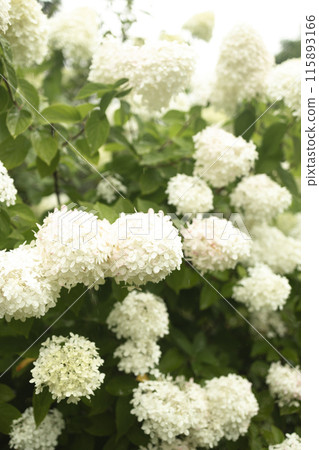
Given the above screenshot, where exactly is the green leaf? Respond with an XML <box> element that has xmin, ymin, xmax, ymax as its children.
<box><xmin>256</xmin><ymin>123</ymin><xmax>287</xmax><ymax>172</ymax></box>
<box><xmin>170</xmin><ymin>328</ymin><xmax>193</xmax><ymax>355</ymax></box>
<box><xmin>76</xmin><ymin>82</ymin><xmax>114</xmax><ymax>99</ymax></box>
<box><xmin>158</xmin><ymin>348</ymin><xmax>185</xmax><ymax>373</ymax></box>
<box><xmin>0</xmin><ymin>209</ymin><xmax>11</xmax><ymax>238</ymax></box>
<box><xmin>116</xmin><ymin>397</ymin><xmax>135</xmax><ymax>438</ymax></box>
<box><xmin>139</xmin><ymin>168</ymin><xmax>162</xmax><ymax>194</ymax></box>
<box><xmin>136</xmin><ymin>198</ymin><xmax>165</xmax><ymax>213</ymax></box>
<box><xmin>76</xmin><ymin>103</ymin><xmax>95</xmax><ymax>119</ymax></box>
<box><xmin>105</xmin><ymin>376</ymin><xmax>138</xmax><ymax>396</ymax></box>
<box><xmin>74</xmin><ymin>138</ymin><xmax>99</xmax><ymax>164</ymax></box>
<box><xmin>8</xmin><ymin>203</ymin><xmax>36</xmax><ymax>229</ymax></box>
<box><xmin>41</xmin><ymin>104</ymin><xmax>82</xmax><ymax>123</ymax></box>
<box><xmin>0</xmin><ymin>135</ymin><xmax>30</xmax><ymax>169</ymax></box>
<box><xmin>0</xmin><ymin>86</ymin><xmax>9</xmax><ymax>112</ymax></box>
<box><xmin>199</xmin><ymin>284</ymin><xmax>220</xmax><ymax>310</ymax></box>
<box><xmin>6</xmin><ymin>108</ymin><xmax>32</xmax><ymax>137</ymax></box>
<box><xmin>94</xmin><ymin>202</ymin><xmax>118</xmax><ymax>223</ymax></box>
<box><xmin>0</xmin><ymin>384</ymin><xmax>15</xmax><ymax>403</ymax></box>
<box><xmin>31</xmin><ymin>130</ymin><xmax>58</xmax><ymax>165</ymax></box>
<box><xmin>262</xmin><ymin>425</ymin><xmax>285</xmax><ymax>445</ymax></box>
<box><xmin>85</xmin><ymin>413</ymin><xmax>115</xmax><ymax>436</ymax></box>
<box><xmin>36</xmin><ymin>151</ymin><xmax>59</xmax><ymax>178</ymax></box>
<box><xmin>85</xmin><ymin>110</ymin><xmax>110</xmax><ymax>152</ymax></box>
<box><xmin>276</xmin><ymin>165</ymin><xmax>299</xmax><ymax>197</ymax></box>
<box><xmin>113</xmin><ymin>198</ymin><xmax>135</xmax><ymax>215</ymax></box>
<box><xmin>32</xmin><ymin>388</ymin><xmax>53</xmax><ymax>426</ymax></box>
<box><xmin>100</xmin><ymin>91</ymin><xmax>116</xmax><ymax>113</ymax></box>
<box><xmin>166</xmin><ymin>264</ymin><xmax>200</xmax><ymax>294</ymax></box>
<box><xmin>0</xmin><ymin>403</ymin><xmax>21</xmax><ymax>434</ymax></box>
<box><xmin>18</xmin><ymin>79</ymin><xmax>40</xmax><ymax>110</ymax></box>
<box><xmin>234</xmin><ymin>106</ymin><xmax>256</xmax><ymax>141</ymax></box>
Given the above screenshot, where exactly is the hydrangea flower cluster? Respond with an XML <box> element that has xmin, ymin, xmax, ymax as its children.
<box><xmin>49</xmin><ymin>7</ymin><xmax>99</xmax><ymax>65</ymax></box>
<box><xmin>166</xmin><ymin>174</ymin><xmax>214</xmax><ymax>215</ymax></box>
<box><xmin>0</xmin><ymin>0</ymin><xmax>11</xmax><ymax>33</ymax></box>
<box><xmin>131</xmin><ymin>373</ymin><xmax>258</xmax><ymax>447</ymax></box>
<box><xmin>232</xmin><ymin>264</ymin><xmax>291</xmax><ymax>312</ymax></box>
<box><xmin>183</xmin><ymin>11</ymin><xmax>215</xmax><ymax>42</ymax></box>
<box><xmin>269</xmin><ymin>433</ymin><xmax>301</xmax><ymax>450</ymax></box>
<box><xmin>0</xmin><ymin>160</ymin><xmax>17</xmax><ymax>206</ymax></box>
<box><xmin>97</xmin><ymin>173</ymin><xmax>127</xmax><ymax>204</ymax></box>
<box><xmin>266</xmin><ymin>58</ymin><xmax>301</xmax><ymax>117</ymax></box>
<box><xmin>266</xmin><ymin>362</ymin><xmax>301</xmax><ymax>407</ymax></box>
<box><xmin>182</xmin><ymin>216</ymin><xmax>251</xmax><ymax>273</ymax></box>
<box><xmin>0</xmin><ymin>244</ymin><xmax>60</xmax><ymax>321</ymax></box>
<box><xmin>230</xmin><ymin>174</ymin><xmax>292</xmax><ymax>224</ymax></box>
<box><xmin>212</xmin><ymin>24</ymin><xmax>274</xmax><ymax>112</ymax></box>
<box><xmin>250</xmin><ymin>310</ymin><xmax>287</xmax><ymax>339</ymax></box>
<box><xmin>31</xmin><ymin>333</ymin><xmax>105</xmax><ymax>404</ymax></box>
<box><xmin>9</xmin><ymin>407</ymin><xmax>65</xmax><ymax>450</ymax></box>
<box><xmin>193</xmin><ymin>126</ymin><xmax>258</xmax><ymax>187</ymax></box>
<box><xmin>107</xmin><ymin>291</ymin><xmax>169</xmax><ymax>374</ymax></box>
<box><xmin>89</xmin><ymin>39</ymin><xmax>195</xmax><ymax>113</ymax></box>
<box><xmin>4</xmin><ymin>0</ymin><xmax>48</xmax><ymax>66</ymax></box>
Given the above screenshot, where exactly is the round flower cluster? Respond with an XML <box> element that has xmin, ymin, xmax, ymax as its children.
<box><xmin>9</xmin><ymin>407</ymin><xmax>64</xmax><ymax>450</ymax></box>
<box><xmin>107</xmin><ymin>291</ymin><xmax>169</xmax><ymax>375</ymax></box>
<box><xmin>232</xmin><ymin>264</ymin><xmax>291</xmax><ymax>312</ymax></box>
<box><xmin>183</xmin><ymin>11</ymin><xmax>215</xmax><ymax>42</ymax></box>
<box><xmin>131</xmin><ymin>373</ymin><xmax>258</xmax><ymax>447</ymax></box>
<box><xmin>193</xmin><ymin>126</ymin><xmax>258</xmax><ymax>188</ymax></box>
<box><xmin>182</xmin><ymin>216</ymin><xmax>251</xmax><ymax>273</ymax></box>
<box><xmin>0</xmin><ymin>244</ymin><xmax>60</xmax><ymax>321</ymax></box>
<box><xmin>9</xmin><ymin>407</ymin><xmax>65</xmax><ymax>450</ymax></box>
<box><xmin>0</xmin><ymin>0</ymin><xmax>10</xmax><ymax>33</ymax></box>
<box><xmin>35</xmin><ymin>206</ymin><xmax>115</xmax><ymax>289</ymax></box>
<box><xmin>166</xmin><ymin>174</ymin><xmax>214</xmax><ymax>215</ymax></box>
<box><xmin>266</xmin><ymin>58</ymin><xmax>301</xmax><ymax>117</ymax></box>
<box><xmin>246</xmin><ymin>224</ymin><xmax>301</xmax><ymax>274</ymax></box>
<box><xmin>89</xmin><ymin>38</ymin><xmax>195</xmax><ymax>113</ymax></box>
<box><xmin>266</xmin><ymin>362</ymin><xmax>301</xmax><ymax>407</ymax></box>
<box><xmin>0</xmin><ymin>160</ymin><xmax>17</xmax><ymax>206</ymax></box>
<box><xmin>230</xmin><ymin>174</ymin><xmax>292</xmax><ymax>224</ymax></box>
<box><xmin>250</xmin><ymin>310</ymin><xmax>287</xmax><ymax>339</ymax></box>
<box><xmin>108</xmin><ymin>209</ymin><xmax>183</xmax><ymax>286</ymax></box>
<box><xmin>276</xmin><ymin>212</ymin><xmax>301</xmax><ymax>240</ymax></box>
<box><xmin>49</xmin><ymin>7</ymin><xmax>99</xmax><ymax>65</ymax></box>
<box><xmin>30</xmin><ymin>333</ymin><xmax>105</xmax><ymax>404</ymax></box>
<box><xmin>269</xmin><ymin>433</ymin><xmax>301</xmax><ymax>450</ymax></box>
<box><xmin>97</xmin><ymin>173</ymin><xmax>127</xmax><ymax>204</ymax></box>
<box><xmin>4</xmin><ymin>0</ymin><xmax>48</xmax><ymax>66</ymax></box>
<box><xmin>212</xmin><ymin>24</ymin><xmax>274</xmax><ymax>112</ymax></box>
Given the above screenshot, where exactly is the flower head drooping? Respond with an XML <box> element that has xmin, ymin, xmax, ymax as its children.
<box><xmin>230</xmin><ymin>174</ymin><xmax>292</xmax><ymax>224</ymax></box>
<box><xmin>114</xmin><ymin>339</ymin><xmax>162</xmax><ymax>375</ymax></box>
<box><xmin>4</xmin><ymin>0</ymin><xmax>48</xmax><ymax>66</ymax></box>
<box><xmin>0</xmin><ymin>0</ymin><xmax>11</xmax><ymax>33</ymax></box>
<box><xmin>0</xmin><ymin>160</ymin><xmax>17</xmax><ymax>206</ymax></box>
<box><xmin>30</xmin><ymin>333</ymin><xmax>105</xmax><ymax>404</ymax></box>
<box><xmin>9</xmin><ymin>407</ymin><xmax>65</xmax><ymax>450</ymax></box>
<box><xmin>266</xmin><ymin>362</ymin><xmax>301</xmax><ymax>407</ymax></box>
<box><xmin>232</xmin><ymin>264</ymin><xmax>291</xmax><ymax>312</ymax></box>
<box><xmin>269</xmin><ymin>433</ymin><xmax>301</xmax><ymax>450</ymax></box>
<box><xmin>109</xmin><ymin>209</ymin><xmax>183</xmax><ymax>286</ymax></box>
<box><xmin>35</xmin><ymin>206</ymin><xmax>116</xmax><ymax>289</ymax></box>
<box><xmin>182</xmin><ymin>216</ymin><xmax>251</xmax><ymax>273</ymax></box>
<box><xmin>89</xmin><ymin>38</ymin><xmax>195</xmax><ymax>113</ymax></box>
<box><xmin>183</xmin><ymin>11</ymin><xmax>215</xmax><ymax>42</ymax></box>
<box><xmin>245</xmin><ymin>224</ymin><xmax>301</xmax><ymax>274</ymax></box>
<box><xmin>193</xmin><ymin>126</ymin><xmax>258</xmax><ymax>188</ymax></box>
<box><xmin>107</xmin><ymin>291</ymin><xmax>169</xmax><ymax>341</ymax></box>
<box><xmin>212</xmin><ymin>24</ymin><xmax>274</xmax><ymax>113</ymax></box>
<box><xmin>97</xmin><ymin>173</ymin><xmax>127</xmax><ymax>204</ymax></box>
<box><xmin>266</xmin><ymin>58</ymin><xmax>301</xmax><ymax>117</ymax></box>
<box><xmin>0</xmin><ymin>244</ymin><xmax>60</xmax><ymax>322</ymax></box>
<box><xmin>166</xmin><ymin>174</ymin><xmax>214</xmax><ymax>215</ymax></box>
<box><xmin>49</xmin><ymin>7</ymin><xmax>99</xmax><ymax>65</ymax></box>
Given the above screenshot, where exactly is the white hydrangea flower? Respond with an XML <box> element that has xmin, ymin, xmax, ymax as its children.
<box><xmin>0</xmin><ymin>244</ymin><xmax>60</xmax><ymax>322</ymax></box>
<box><xmin>232</xmin><ymin>264</ymin><xmax>291</xmax><ymax>312</ymax></box>
<box><xmin>193</xmin><ymin>126</ymin><xmax>258</xmax><ymax>188</ymax></box>
<box><xmin>141</xmin><ymin>439</ymin><xmax>195</xmax><ymax>450</ymax></box>
<box><xmin>166</xmin><ymin>174</ymin><xmax>213</xmax><ymax>215</ymax></box>
<box><xmin>108</xmin><ymin>209</ymin><xmax>183</xmax><ymax>286</ymax></box>
<box><xmin>269</xmin><ymin>433</ymin><xmax>301</xmax><ymax>450</ymax></box>
<box><xmin>230</xmin><ymin>174</ymin><xmax>292</xmax><ymax>224</ymax></box>
<box><xmin>114</xmin><ymin>339</ymin><xmax>161</xmax><ymax>375</ymax></box>
<box><xmin>97</xmin><ymin>173</ymin><xmax>127</xmax><ymax>204</ymax></box>
<box><xmin>0</xmin><ymin>0</ymin><xmax>11</xmax><ymax>33</ymax></box>
<box><xmin>183</xmin><ymin>11</ymin><xmax>215</xmax><ymax>42</ymax></box>
<box><xmin>182</xmin><ymin>216</ymin><xmax>251</xmax><ymax>273</ymax></box>
<box><xmin>204</xmin><ymin>374</ymin><xmax>259</xmax><ymax>441</ymax></box>
<box><xmin>266</xmin><ymin>362</ymin><xmax>301</xmax><ymax>407</ymax></box>
<box><xmin>212</xmin><ymin>24</ymin><xmax>274</xmax><ymax>112</ymax></box>
<box><xmin>0</xmin><ymin>160</ymin><xmax>17</xmax><ymax>206</ymax></box>
<box><xmin>89</xmin><ymin>38</ymin><xmax>195</xmax><ymax>113</ymax></box>
<box><xmin>4</xmin><ymin>0</ymin><xmax>48</xmax><ymax>66</ymax></box>
<box><xmin>49</xmin><ymin>7</ymin><xmax>99</xmax><ymax>65</ymax></box>
<box><xmin>276</xmin><ymin>212</ymin><xmax>301</xmax><ymax>240</ymax></box>
<box><xmin>246</xmin><ymin>224</ymin><xmax>301</xmax><ymax>274</ymax></box>
<box><xmin>30</xmin><ymin>333</ymin><xmax>105</xmax><ymax>404</ymax></box>
<box><xmin>35</xmin><ymin>206</ymin><xmax>115</xmax><ymax>289</ymax></box>
<box><xmin>9</xmin><ymin>407</ymin><xmax>64</xmax><ymax>450</ymax></box>
<box><xmin>107</xmin><ymin>291</ymin><xmax>169</xmax><ymax>340</ymax></box>
<box><xmin>250</xmin><ymin>310</ymin><xmax>287</xmax><ymax>339</ymax></box>
<box><xmin>266</xmin><ymin>58</ymin><xmax>301</xmax><ymax>117</ymax></box>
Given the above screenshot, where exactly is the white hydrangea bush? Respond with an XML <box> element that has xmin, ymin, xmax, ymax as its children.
<box><xmin>266</xmin><ymin>362</ymin><xmax>301</xmax><ymax>407</ymax></box>
<box><xmin>0</xmin><ymin>160</ymin><xmax>17</xmax><ymax>206</ymax></box>
<box><xmin>269</xmin><ymin>433</ymin><xmax>301</xmax><ymax>450</ymax></box>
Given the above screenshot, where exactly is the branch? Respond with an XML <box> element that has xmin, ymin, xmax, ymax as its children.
<box><xmin>53</xmin><ymin>171</ymin><xmax>61</xmax><ymax>206</ymax></box>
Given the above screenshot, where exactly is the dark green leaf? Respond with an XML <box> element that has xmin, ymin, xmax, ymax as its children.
<box><xmin>18</xmin><ymin>79</ymin><xmax>40</xmax><ymax>110</ymax></box>
<box><xmin>0</xmin><ymin>86</ymin><xmax>9</xmax><ymax>112</ymax></box>
<box><xmin>0</xmin><ymin>384</ymin><xmax>15</xmax><ymax>403</ymax></box>
<box><xmin>105</xmin><ymin>376</ymin><xmax>138</xmax><ymax>396</ymax></box>
<box><xmin>200</xmin><ymin>284</ymin><xmax>220</xmax><ymax>310</ymax></box>
<box><xmin>36</xmin><ymin>151</ymin><xmax>59</xmax><ymax>178</ymax></box>
<box><xmin>94</xmin><ymin>202</ymin><xmax>118</xmax><ymax>223</ymax></box>
<box><xmin>85</xmin><ymin>110</ymin><xmax>110</xmax><ymax>152</ymax></box>
<box><xmin>6</xmin><ymin>108</ymin><xmax>32</xmax><ymax>137</ymax></box>
<box><xmin>158</xmin><ymin>348</ymin><xmax>185</xmax><ymax>373</ymax></box>
<box><xmin>0</xmin><ymin>403</ymin><xmax>20</xmax><ymax>434</ymax></box>
<box><xmin>33</xmin><ymin>388</ymin><xmax>53</xmax><ymax>426</ymax></box>
<box><xmin>234</xmin><ymin>106</ymin><xmax>256</xmax><ymax>141</ymax></box>
<box><xmin>116</xmin><ymin>397</ymin><xmax>135</xmax><ymax>438</ymax></box>
<box><xmin>0</xmin><ymin>135</ymin><xmax>30</xmax><ymax>169</ymax></box>
<box><xmin>31</xmin><ymin>130</ymin><xmax>58</xmax><ymax>165</ymax></box>
<box><xmin>85</xmin><ymin>413</ymin><xmax>115</xmax><ymax>436</ymax></box>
